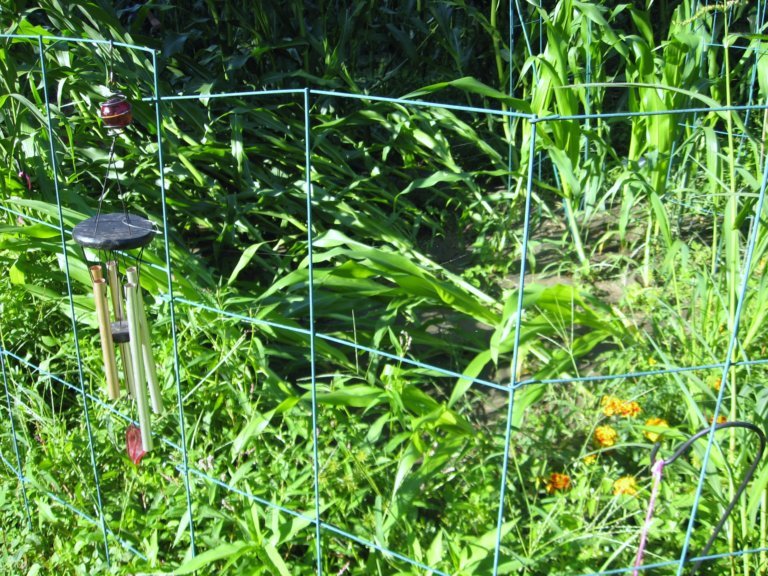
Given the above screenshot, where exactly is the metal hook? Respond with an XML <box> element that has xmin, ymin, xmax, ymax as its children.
<box><xmin>108</xmin><ymin>39</ymin><xmax>115</xmax><ymax>88</ymax></box>
<box><xmin>650</xmin><ymin>421</ymin><xmax>766</xmax><ymax>574</ymax></box>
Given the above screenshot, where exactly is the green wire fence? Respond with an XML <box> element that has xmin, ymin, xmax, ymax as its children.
<box><xmin>3</xmin><ymin>2</ymin><xmax>768</xmax><ymax>574</ymax></box>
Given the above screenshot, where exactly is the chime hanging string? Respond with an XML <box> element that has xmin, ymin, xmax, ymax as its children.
<box><xmin>95</xmin><ymin>136</ymin><xmax>120</xmax><ymax>220</ymax></box>
<box><xmin>107</xmin><ymin>38</ymin><xmax>115</xmax><ymax>90</ymax></box>
<box><xmin>95</xmin><ymin>38</ymin><xmax>115</xmax><ymax>226</ymax></box>
<box><xmin>633</xmin><ymin>421</ymin><xmax>765</xmax><ymax>576</ymax></box>
<box><xmin>97</xmin><ymin>39</ymin><xmax>129</xmax><ymax>226</ymax></box>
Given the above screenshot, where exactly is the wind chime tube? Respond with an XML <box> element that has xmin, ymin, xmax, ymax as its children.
<box><xmin>125</xmin><ymin>281</ymin><xmax>153</xmax><ymax>452</ymax></box>
<box><xmin>90</xmin><ymin>266</ymin><xmax>120</xmax><ymax>400</ymax></box>
<box><xmin>106</xmin><ymin>260</ymin><xmax>136</xmax><ymax>398</ymax></box>
<box><xmin>139</xmin><ymin>290</ymin><xmax>163</xmax><ymax>414</ymax></box>
<box><xmin>126</xmin><ymin>267</ymin><xmax>162</xmax><ymax>414</ymax></box>
<box><xmin>105</xmin><ymin>261</ymin><xmax>122</xmax><ymax>318</ymax></box>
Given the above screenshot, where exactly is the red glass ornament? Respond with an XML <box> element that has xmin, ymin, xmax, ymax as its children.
<box><xmin>100</xmin><ymin>94</ymin><xmax>132</xmax><ymax>129</ymax></box>
<box><xmin>126</xmin><ymin>424</ymin><xmax>147</xmax><ymax>465</ymax></box>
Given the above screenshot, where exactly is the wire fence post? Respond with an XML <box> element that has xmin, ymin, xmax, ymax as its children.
<box><xmin>304</xmin><ymin>87</ymin><xmax>324</xmax><ymax>575</ymax></box>
<box><xmin>150</xmin><ymin>49</ymin><xmax>197</xmax><ymax>558</ymax></box>
<box><xmin>493</xmin><ymin>118</ymin><xmax>537</xmax><ymax>575</ymax></box>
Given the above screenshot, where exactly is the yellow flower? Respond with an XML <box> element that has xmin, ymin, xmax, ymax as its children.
<box><xmin>594</xmin><ymin>425</ymin><xmax>619</xmax><ymax>447</ymax></box>
<box><xmin>613</xmin><ymin>476</ymin><xmax>638</xmax><ymax>496</ymax></box>
<box><xmin>601</xmin><ymin>395</ymin><xmax>623</xmax><ymax>417</ymax></box>
<box><xmin>622</xmin><ymin>400</ymin><xmax>642</xmax><ymax>418</ymax></box>
<box><xmin>582</xmin><ymin>454</ymin><xmax>598</xmax><ymax>465</ymax></box>
<box><xmin>600</xmin><ymin>395</ymin><xmax>641</xmax><ymax>418</ymax></box>
<box><xmin>709</xmin><ymin>414</ymin><xmax>727</xmax><ymax>425</ymax></box>
<box><xmin>712</xmin><ymin>377</ymin><xmax>722</xmax><ymax>392</ymax></box>
<box><xmin>643</xmin><ymin>417</ymin><xmax>669</xmax><ymax>442</ymax></box>
<box><xmin>545</xmin><ymin>472</ymin><xmax>572</xmax><ymax>494</ymax></box>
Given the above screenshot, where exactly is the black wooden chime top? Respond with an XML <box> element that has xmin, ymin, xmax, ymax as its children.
<box><xmin>72</xmin><ymin>213</ymin><xmax>154</xmax><ymax>251</ymax></box>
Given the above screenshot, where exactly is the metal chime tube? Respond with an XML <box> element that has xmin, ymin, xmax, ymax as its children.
<box><xmin>90</xmin><ymin>265</ymin><xmax>120</xmax><ymax>400</ymax></box>
<box><xmin>106</xmin><ymin>261</ymin><xmax>136</xmax><ymax>398</ymax></box>
<box><xmin>126</xmin><ymin>267</ymin><xmax>162</xmax><ymax>414</ymax></box>
<box><xmin>125</xmin><ymin>281</ymin><xmax>153</xmax><ymax>451</ymax></box>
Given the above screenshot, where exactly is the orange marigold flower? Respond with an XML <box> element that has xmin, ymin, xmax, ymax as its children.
<box><xmin>546</xmin><ymin>472</ymin><xmax>572</xmax><ymax>494</ymax></box>
<box><xmin>600</xmin><ymin>395</ymin><xmax>641</xmax><ymax>418</ymax></box>
<box><xmin>601</xmin><ymin>395</ymin><xmax>623</xmax><ymax>417</ymax></box>
<box><xmin>613</xmin><ymin>476</ymin><xmax>638</xmax><ymax>496</ymax></box>
<box><xmin>594</xmin><ymin>425</ymin><xmax>619</xmax><ymax>447</ymax></box>
<box><xmin>622</xmin><ymin>400</ymin><xmax>642</xmax><ymax>417</ymax></box>
<box><xmin>643</xmin><ymin>417</ymin><xmax>669</xmax><ymax>442</ymax></box>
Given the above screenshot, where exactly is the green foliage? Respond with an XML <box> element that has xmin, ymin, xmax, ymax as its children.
<box><xmin>1</xmin><ymin>0</ymin><xmax>768</xmax><ymax>575</ymax></box>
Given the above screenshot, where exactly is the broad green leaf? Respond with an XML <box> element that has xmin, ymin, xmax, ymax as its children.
<box><xmin>366</xmin><ymin>413</ymin><xmax>390</xmax><ymax>443</ymax></box>
<box><xmin>392</xmin><ymin>440</ymin><xmax>420</xmax><ymax>498</ymax></box>
<box><xmin>9</xmin><ymin>264</ymin><xmax>25</xmax><ymax>285</ymax></box>
<box><xmin>15</xmin><ymin>21</ymin><xmax>54</xmax><ymax>37</ymax></box>
<box><xmin>0</xmin><ymin>224</ymin><xmax>60</xmax><ymax>239</ymax></box>
<box><xmin>9</xmin><ymin>93</ymin><xmax>47</xmax><ymax>127</ymax></box>
<box><xmin>511</xmin><ymin>384</ymin><xmax>545</xmax><ymax>429</ymax></box>
<box><xmin>232</xmin><ymin>409</ymin><xmax>276</xmax><ymax>457</ymax></box>
<box><xmin>315</xmin><ymin>385</ymin><xmax>386</xmax><ymax>408</ymax></box>
<box><xmin>174</xmin><ymin>542</ymin><xmax>251</xmax><ymax>574</ymax></box>
<box><xmin>398</xmin><ymin>170</ymin><xmax>467</xmax><ymax>196</ymax></box>
<box><xmin>572</xmin><ymin>1</ymin><xmax>625</xmax><ymax>55</ymax></box>
<box><xmin>426</xmin><ymin>529</ymin><xmax>444</xmax><ymax>567</ymax></box>
<box><xmin>228</xmin><ymin>242</ymin><xmax>266</xmax><ymax>285</ymax></box>
<box><xmin>263</xmin><ymin>543</ymin><xmax>291</xmax><ymax>576</ymax></box>
<box><xmin>402</xmin><ymin>77</ymin><xmax>532</xmax><ymax>113</ymax></box>
<box><xmin>450</xmin><ymin>349</ymin><xmax>493</xmax><ymax>408</ymax></box>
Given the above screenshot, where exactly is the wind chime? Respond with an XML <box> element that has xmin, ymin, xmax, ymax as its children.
<box><xmin>72</xmin><ymin>51</ymin><xmax>162</xmax><ymax>460</ymax></box>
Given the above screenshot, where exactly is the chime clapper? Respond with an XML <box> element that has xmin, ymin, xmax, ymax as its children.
<box><xmin>126</xmin><ymin>267</ymin><xmax>163</xmax><ymax>414</ymax></box>
<box><xmin>106</xmin><ymin>260</ymin><xmax>136</xmax><ymax>398</ymax></box>
<box><xmin>125</xmin><ymin>281</ymin><xmax>153</xmax><ymax>452</ymax></box>
<box><xmin>90</xmin><ymin>265</ymin><xmax>120</xmax><ymax>400</ymax></box>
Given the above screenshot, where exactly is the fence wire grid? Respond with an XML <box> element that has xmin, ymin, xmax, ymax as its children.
<box><xmin>3</xmin><ymin>2</ymin><xmax>768</xmax><ymax>574</ymax></box>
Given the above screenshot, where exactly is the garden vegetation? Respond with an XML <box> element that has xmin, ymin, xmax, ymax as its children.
<box><xmin>2</xmin><ymin>0</ymin><xmax>768</xmax><ymax>574</ymax></box>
